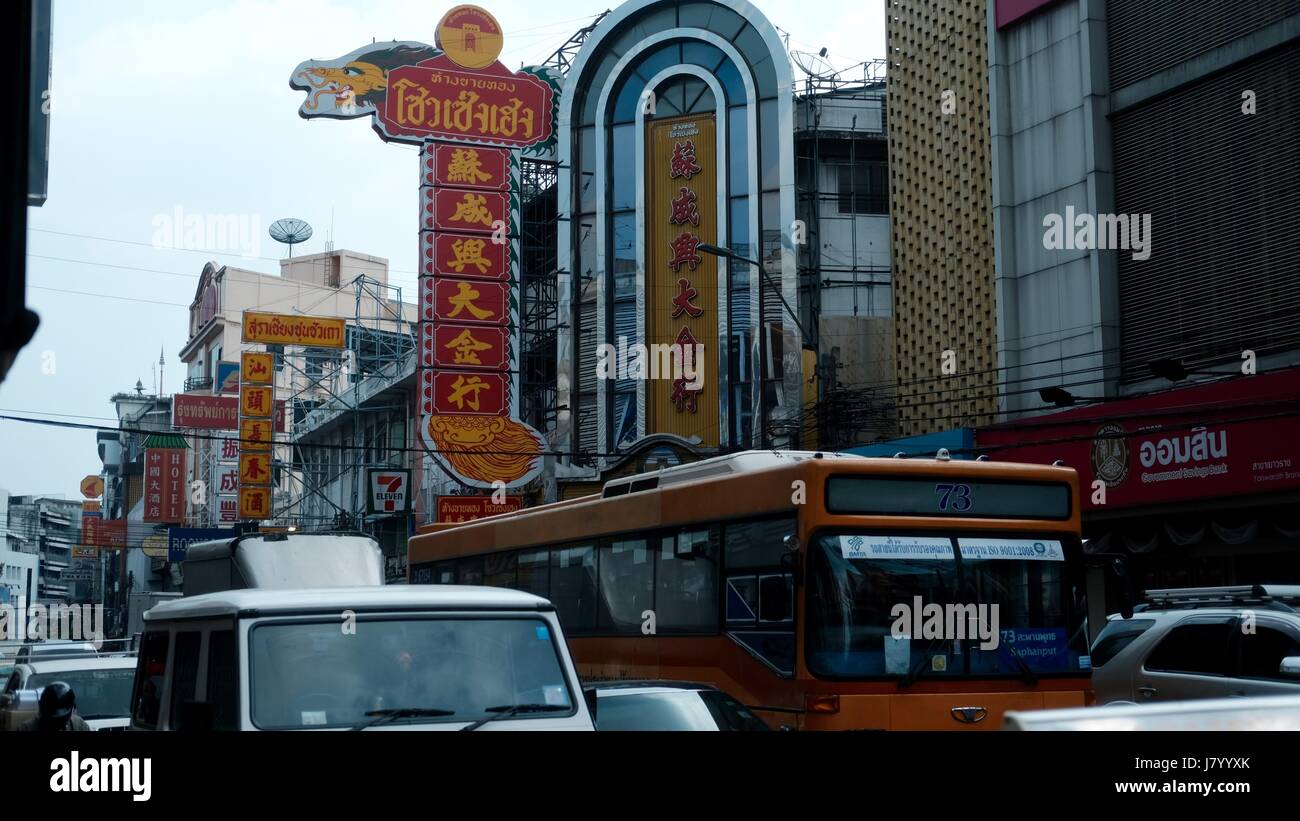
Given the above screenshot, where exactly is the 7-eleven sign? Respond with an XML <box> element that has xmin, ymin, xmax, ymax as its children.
<box><xmin>367</xmin><ymin>469</ymin><xmax>412</xmax><ymax>515</ymax></box>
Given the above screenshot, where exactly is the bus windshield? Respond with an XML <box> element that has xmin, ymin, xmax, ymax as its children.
<box><xmin>806</xmin><ymin>532</ymin><xmax>1088</xmax><ymax>679</ymax></box>
<box><xmin>248</xmin><ymin>617</ymin><xmax>574</xmax><ymax>729</ymax></box>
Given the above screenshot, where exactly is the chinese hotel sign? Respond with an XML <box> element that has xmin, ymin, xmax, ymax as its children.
<box><xmin>142</xmin><ymin>435</ymin><xmax>187</xmax><ymax>524</ymax></box>
<box><xmin>290</xmin><ymin>4</ymin><xmax>558</xmax><ymax>489</ymax></box>
<box><xmin>237</xmin><ymin>349</ymin><xmax>275</xmax><ymax>520</ymax></box>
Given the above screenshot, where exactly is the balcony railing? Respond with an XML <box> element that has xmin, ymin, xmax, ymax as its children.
<box><xmin>184</xmin><ymin>376</ymin><xmax>214</xmax><ymax>392</ymax></box>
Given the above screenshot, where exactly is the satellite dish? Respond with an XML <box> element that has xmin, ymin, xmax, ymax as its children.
<box><xmin>268</xmin><ymin>218</ymin><xmax>313</xmax><ymax>258</ymax></box>
<box><xmin>791</xmin><ymin>49</ymin><xmax>834</xmax><ymax>80</ymax></box>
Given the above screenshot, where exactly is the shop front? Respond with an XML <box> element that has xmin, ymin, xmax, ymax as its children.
<box><xmin>977</xmin><ymin>367</ymin><xmax>1300</xmax><ymax>610</ymax></box>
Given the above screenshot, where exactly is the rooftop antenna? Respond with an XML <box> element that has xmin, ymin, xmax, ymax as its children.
<box><xmin>268</xmin><ymin>218</ymin><xmax>314</xmax><ymax>259</ymax></box>
<box><xmin>326</xmin><ymin>207</ymin><xmax>335</xmax><ymax>253</ymax></box>
<box><xmin>158</xmin><ymin>345</ymin><xmax>165</xmax><ymax>396</ymax></box>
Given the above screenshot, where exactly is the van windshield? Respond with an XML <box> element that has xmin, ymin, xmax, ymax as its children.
<box><xmin>248</xmin><ymin>616</ymin><xmax>574</xmax><ymax>729</ymax></box>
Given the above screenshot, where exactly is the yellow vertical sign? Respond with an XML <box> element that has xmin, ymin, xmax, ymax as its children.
<box><xmin>645</xmin><ymin>113</ymin><xmax>719</xmax><ymax>447</ymax></box>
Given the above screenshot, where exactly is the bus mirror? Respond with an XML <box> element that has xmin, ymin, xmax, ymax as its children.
<box><xmin>782</xmin><ymin>534</ymin><xmax>800</xmax><ymax>553</ymax></box>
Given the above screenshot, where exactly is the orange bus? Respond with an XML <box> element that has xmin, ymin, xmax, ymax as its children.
<box><xmin>407</xmin><ymin>450</ymin><xmax>1096</xmax><ymax>729</ymax></box>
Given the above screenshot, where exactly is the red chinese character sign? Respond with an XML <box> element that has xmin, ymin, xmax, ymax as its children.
<box><xmin>290</xmin><ymin>4</ymin><xmax>556</xmax><ymax>489</ymax></box>
<box><xmin>646</xmin><ymin>115</ymin><xmax>719</xmax><ymax>446</ymax></box>
<box><xmin>143</xmin><ymin>444</ymin><xmax>187</xmax><ymax>524</ymax></box>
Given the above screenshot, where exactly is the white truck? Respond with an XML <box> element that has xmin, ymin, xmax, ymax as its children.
<box><xmin>130</xmin><ymin>532</ymin><xmax>594</xmax><ymax>730</ymax></box>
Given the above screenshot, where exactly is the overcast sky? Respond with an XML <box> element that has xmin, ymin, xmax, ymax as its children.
<box><xmin>0</xmin><ymin>0</ymin><xmax>886</xmax><ymax>497</ymax></box>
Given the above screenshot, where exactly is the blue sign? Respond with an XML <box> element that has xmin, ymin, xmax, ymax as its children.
<box><xmin>998</xmin><ymin>627</ymin><xmax>1071</xmax><ymax>673</ymax></box>
<box><xmin>214</xmin><ymin>361</ymin><xmax>240</xmax><ymax>394</ymax></box>
<box><xmin>168</xmin><ymin>527</ymin><xmax>236</xmax><ymax>562</ymax></box>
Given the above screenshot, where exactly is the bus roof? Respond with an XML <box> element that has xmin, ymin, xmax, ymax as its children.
<box><xmin>410</xmin><ymin>450</ymin><xmax>1080</xmax><ymax>563</ymax></box>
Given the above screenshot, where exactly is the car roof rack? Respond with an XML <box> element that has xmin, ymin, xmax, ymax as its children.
<box><xmin>1138</xmin><ymin>584</ymin><xmax>1300</xmax><ymax>613</ymax></box>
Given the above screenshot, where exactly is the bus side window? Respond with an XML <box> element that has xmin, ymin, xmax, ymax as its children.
<box><xmin>168</xmin><ymin>631</ymin><xmax>202</xmax><ymax>730</ymax></box>
<box><xmin>724</xmin><ymin>517</ymin><xmax>796</xmax><ymax>571</ymax></box>
<box><xmin>458</xmin><ymin>556</ymin><xmax>484</xmax><ymax>586</ymax></box>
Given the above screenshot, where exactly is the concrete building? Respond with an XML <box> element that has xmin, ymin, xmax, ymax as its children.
<box><xmin>550</xmin><ymin>0</ymin><xmax>896</xmax><ymax>500</ymax></box>
<box><xmin>0</xmin><ymin>489</ymin><xmax>40</xmax><ymax>609</ymax></box>
<box><xmin>987</xmin><ymin>0</ymin><xmax>1300</xmax><ymax>411</ymax></box>
<box><xmin>976</xmin><ymin>0</ymin><xmax>1300</xmax><ymax>597</ymax></box>
<box><xmin>3</xmin><ymin>494</ymin><xmax>79</xmax><ymax>604</ymax></box>
<box><xmin>885</xmin><ymin>0</ymin><xmax>1000</xmax><ymax>437</ymax></box>
<box><xmin>176</xmin><ymin>249</ymin><xmax>416</xmax><ymax>529</ymax></box>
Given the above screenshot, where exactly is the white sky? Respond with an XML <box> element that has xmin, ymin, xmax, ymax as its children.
<box><xmin>0</xmin><ymin>0</ymin><xmax>886</xmax><ymax>497</ymax></box>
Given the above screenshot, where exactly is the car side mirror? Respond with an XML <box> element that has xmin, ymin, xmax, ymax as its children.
<box><xmin>177</xmin><ymin>700</ymin><xmax>215</xmax><ymax>732</ymax></box>
<box><xmin>1280</xmin><ymin>656</ymin><xmax>1300</xmax><ymax>679</ymax></box>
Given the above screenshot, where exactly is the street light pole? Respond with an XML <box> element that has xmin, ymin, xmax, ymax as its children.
<box><xmin>698</xmin><ymin>243</ymin><xmax>811</xmax><ymax>450</ymax></box>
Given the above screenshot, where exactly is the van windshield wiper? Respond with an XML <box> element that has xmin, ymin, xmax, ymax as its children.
<box><xmin>352</xmin><ymin>707</ymin><xmax>455</xmax><ymax>731</ymax></box>
<box><xmin>458</xmin><ymin>703</ymin><xmax>570</xmax><ymax>731</ymax></box>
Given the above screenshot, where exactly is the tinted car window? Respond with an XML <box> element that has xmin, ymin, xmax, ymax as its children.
<box><xmin>1239</xmin><ymin>625</ymin><xmax>1300</xmax><ymax>681</ymax></box>
<box><xmin>207</xmin><ymin>630</ymin><xmax>238</xmax><ymax>730</ymax></box>
<box><xmin>132</xmin><ymin>630</ymin><xmax>169</xmax><ymax>729</ymax></box>
<box><xmin>699</xmin><ymin>690</ymin><xmax>770</xmax><ymax>730</ymax></box>
<box><xmin>1145</xmin><ymin>619</ymin><xmax>1235</xmax><ymax>675</ymax></box>
<box><xmin>596</xmin><ymin>691</ymin><xmax>721</xmax><ymax>731</ymax></box>
<box><xmin>1090</xmin><ymin>618</ymin><xmax>1156</xmax><ymax>667</ymax></box>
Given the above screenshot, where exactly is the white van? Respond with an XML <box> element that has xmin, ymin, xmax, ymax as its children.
<box><xmin>130</xmin><ymin>585</ymin><xmax>594</xmax><ymax>731</ymax></box>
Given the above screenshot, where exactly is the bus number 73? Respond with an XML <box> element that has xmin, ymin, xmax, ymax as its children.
<box><xmin>934</xmin><ymin>483</ymin><xmax>973</xmax><ymax>512</ymax></box>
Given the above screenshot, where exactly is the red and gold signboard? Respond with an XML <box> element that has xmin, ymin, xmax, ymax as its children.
<box><xmin>291</xmin><ymin>4</ymin><xmax>551</xmax><ymax>490</ymax></box>
<box><xmin>382</xmin><ymin>56</ymin><xmax>554</xmax><ymax>148</ymax></box>
<box><xmin>238</xmin><ymin>453</ymin><xmax>273</xmax><ymax>486</ymax></box>
<box><xmin>82</xmin><ymin>500</ymin><xmax>101</xmax><ymax>514</ymax></box>
<box><xmin>422</xmin><ymin>230</ymin><xmax>510</xmax><ymax>281</ymax></box>
<box><xmin>241</xmin><ymin>351</ymin><xmax>274</xmax><ymax>384</ymax></box>
<box><xmin>424</xmin><ymin>144</ymin><xmax>510</xmax><ymax>190</ymax></box>
<box><xmin>144</xmin><ymin>448</ymin><xmax>186</xmax><ymax>524</ymax></box>
<box><xmin>646</xmin><ymin>114</ymin><xmax>719</xmax><ymax>447</ymax></box>
<box><xmin>239</xmin><ymin>487</ymin><xmax>272</xmax><ymax>520</ymax></box>
<box><xmin>240</xmin><ymin>385</ymin><xmax>274</xmax><ymax>418</ymax></box>
<box><xmin>437</xmin><ymin>495</ymin><xmax>523</xmax><ymax>522</ymax></box>
<box><xmin>239</xmin><ymin>418</ymin><xmax>273</xmax><ymax>452</ymax></box>
<box><xmin>429</xmin><ymin>371</ymin><xmax>509</xmax><ymax>416</ymax></box>
<box><xmin>429</xmin><ymin>323</ymin><xmax>509</xmax><ymax>370</ymax></box>
<box><xmin>242</xmin><ymin>311</ymin><xmax>346</xmax><ymax>348</ymax></box>
<box><xmin>423</xmin><ymin>277</ymin><xmax>510</xmax><ymax>326</ymax></box>
<box><xmin>424</xmin><ymin>187</ymin><xmax>509</xmax><ymax>233</ymax></box>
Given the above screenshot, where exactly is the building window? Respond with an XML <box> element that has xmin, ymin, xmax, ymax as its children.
<box><xmin>837</xmin><ymin>162</ymin><xmax>888</xmax><ymax>215</ymax></box>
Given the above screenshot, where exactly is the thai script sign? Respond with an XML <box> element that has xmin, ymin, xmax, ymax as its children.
<box><xmin>241</xmin><ymin>311</ymin><xmax>346</xmax><ymax>348</ymax></box>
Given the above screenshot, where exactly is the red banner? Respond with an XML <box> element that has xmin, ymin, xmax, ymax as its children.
<box><xmin>381</xmin><ymin>55</ymin><xmax>554</xmax><ymax>148</ymax></box>
<box><xmin>145</xmin><ymin>448</ymin><xmax>186</xmax><ymax>524</ymax></box>
<box><xmin>422</xmin><ymin>230</ymin><xmax>510</xmax><ymax>281</ymax></box>
<box><xmin>174</xmin><ymin>394</ymin><xmax>286</xmax><ymax>431</ymax></box>
<box><xmin>977</xmin><ymin>368</ymin><xmax>1300</xmax><ymax>510</ymax></box>
<box><xmin>422</xmin><ymin>277</ymin><xmax>510</xmax><ymax>326</ymax></box>
<box><xmin>423</xmin><ymin>144</ymin><xmax>510</xmax><ymax>190</ymax></box>
<box><xmin>437</xmin><ymin>495</ymin><xmax>523</xmax><ymax>522</ymax></box>
<box><xmin>423</xmin><ymin>187</ymin><xmax>509</xmax><ymax>233</ymax></box>
<box><xmin>429</xmin><ymin>370</ymin><xmax>509</xmax><ymax>416</ymax></box>
<box><xmin>425</xmin><ymin>322</ymin><xmax>509</xmax><ymax>370</ymax></box>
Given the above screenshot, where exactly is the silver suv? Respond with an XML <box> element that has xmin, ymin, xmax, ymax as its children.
<box><xmin>1091</xmin><ymin>585</ymin><xmax>1300</xmax><ymax>704</ymax></box>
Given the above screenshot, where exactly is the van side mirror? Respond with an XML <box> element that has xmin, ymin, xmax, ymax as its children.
<box><xmin>1280</xmin><ymin>656</ymin><xmax>1300</xmax><ymax>679</ymax></box>
<box><xmin>177</xmin><ymin>700</ymin><xmax>215</xmax><ymax>732</ymax></box>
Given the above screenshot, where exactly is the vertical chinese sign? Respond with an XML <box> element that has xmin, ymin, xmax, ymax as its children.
<box><xmin>143</xmin><ymin>435</ymin><xmax>188</xmax><ymax>524</ymax></box>
<box><xmin>237</xmin><ymin>350</ymin><xmax>275</xmax><ymax>520</ymax></box>
<box><xmin>289</xmin><ymin>4</ymin><xmax>559</xmax><ymax>490</ymax></box>
<box><xmin>646</xmin><ymin>114</ymin><xmax>720</xmax><ymax>446</ymax></box>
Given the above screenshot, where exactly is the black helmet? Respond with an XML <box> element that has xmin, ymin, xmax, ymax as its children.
<box><xmin>38</xmin><ymin>681</ymin><xmax>76</xmax><ymax>720</ymax></box>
